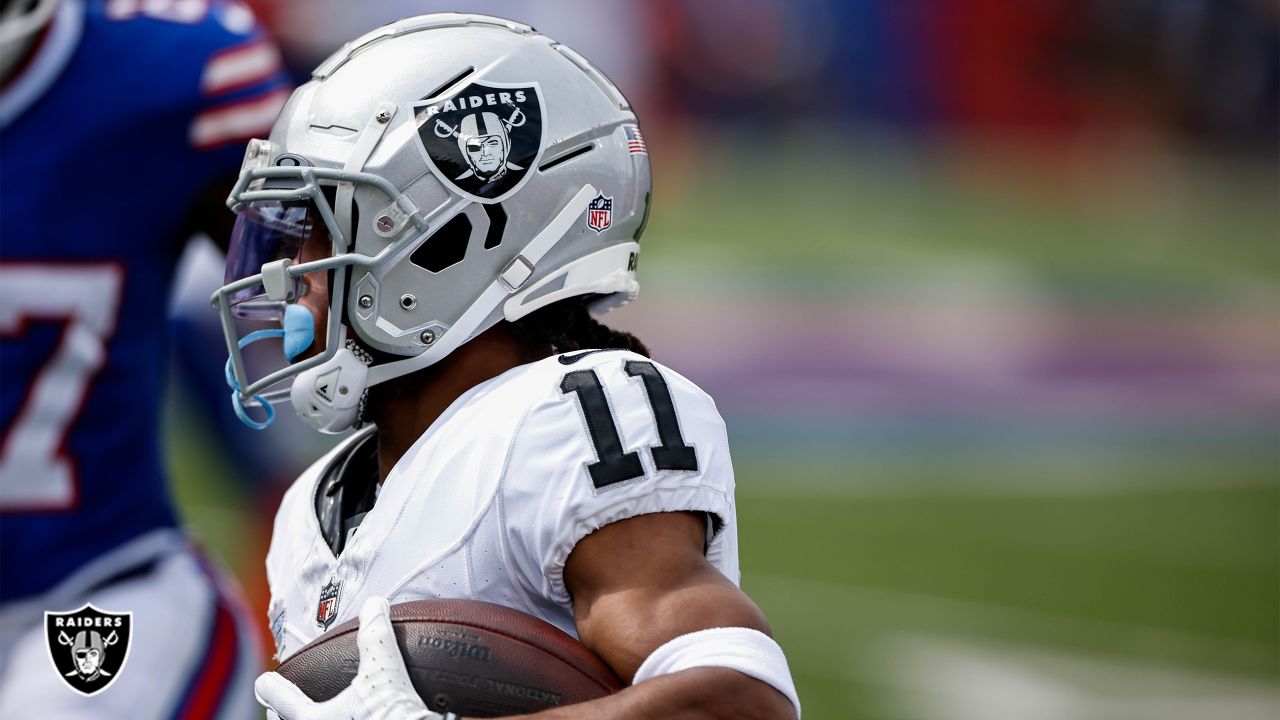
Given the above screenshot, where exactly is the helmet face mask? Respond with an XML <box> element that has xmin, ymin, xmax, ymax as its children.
<box><xmin>215</xmin><ymin>156</ymin><xmax>415</xmax><ymax>413</ymax></box>
<box><xmin>213</xmin><ymin>13</ymin><xmax>649</xmax><ymax>433</ymax></box>
<box><xmin>222</xmin><ymin>200</ymin><xmax>314</xmax><ymax>320</ymax></box>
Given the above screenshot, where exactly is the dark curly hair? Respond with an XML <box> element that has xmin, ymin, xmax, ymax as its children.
<box><xmin>507</xmin><ymin>297</ymin><xmax>650</xmax><ymax>357</ymax></box>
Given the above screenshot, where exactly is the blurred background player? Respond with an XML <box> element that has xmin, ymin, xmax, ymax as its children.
<box><xmin>0</xmin><ymin>0</ymin><xmax>289</xmax><ymax>716</ymax></box>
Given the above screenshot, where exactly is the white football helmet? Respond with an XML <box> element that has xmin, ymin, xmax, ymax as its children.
<box><xmin>213</xmin><ymin>14</ymin><xmax>649</xmax><ymax>433</ymax></box>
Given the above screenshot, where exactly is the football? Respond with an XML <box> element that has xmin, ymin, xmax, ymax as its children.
<box><xmin>276</xmin><ymin>599</ymin><xmax>623</xmax><ymax>717</ymax></box>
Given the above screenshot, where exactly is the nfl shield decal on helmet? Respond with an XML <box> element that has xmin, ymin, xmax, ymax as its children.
<box><xmin>316</xmin><ymin>578</ymin><xmax>341</xmax><ymax>630</ymax></box>
<box><xmin>587</xmin><ymin>192</ymin><xmax>613</xmax><ymax>234</ymax></box>
<box><xmin>413</xmin><ymin>81</ymin><xmax>546</xmax><ymax>204</ymax></box>
<box><xmin>45</xmin><ymin>604</ymin><xmax>132</xmax><ymax>696</ymax></box>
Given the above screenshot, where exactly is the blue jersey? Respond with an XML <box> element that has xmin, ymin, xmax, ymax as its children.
<box><xmin>0</xmin><ymin>0</ymin><xmax>288</xmax><ymax>602</ymax></box>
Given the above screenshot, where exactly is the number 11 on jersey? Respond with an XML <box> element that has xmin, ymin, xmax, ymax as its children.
<box><xmin>560</xmin><ymin>360</ymin><xmax>698</xmax><ymax>490</ymax></box>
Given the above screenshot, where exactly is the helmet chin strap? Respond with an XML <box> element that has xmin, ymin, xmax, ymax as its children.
<box><xmin>289</xmin><ymin>332</ymin><xmax>370</xmax><ymax>434</ymax></box>
<box><xmin>287</xmin><ymin>183</ymin><xmax>597</xmax><ymax>434</ymax></box>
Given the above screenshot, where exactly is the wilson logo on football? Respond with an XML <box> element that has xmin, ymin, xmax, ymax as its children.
<box><xmin>413</xmin><ymin>81</ymin><xmax>546</xmax><ymax>204</ymax></box>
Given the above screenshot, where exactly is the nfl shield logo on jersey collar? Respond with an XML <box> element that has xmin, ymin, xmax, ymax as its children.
<box><xmin>44</xmin><ymin>604</ymin><xmax>133</xmax><ymax>697</ymax></box>
<box><xmin>316</xmin><ymin>578</ymin><xmax>342</xmax><ymax>630</ymax></box>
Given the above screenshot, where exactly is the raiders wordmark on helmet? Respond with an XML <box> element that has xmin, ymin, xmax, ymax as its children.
<box><xmin>44</xmin><ymin>604</ymin><xmax>132</xmax><ymax>696</ymax></box>
<box><xmin>413</xmin><ymin>80</ymin><xmax>546</xmax><ymax>203</ymax></box>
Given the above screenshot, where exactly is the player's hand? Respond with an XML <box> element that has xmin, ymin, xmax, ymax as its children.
<box><xmin>255</xmin><ymin>596</ymin><xmax>448</xmax><ymax>720</ymax></box>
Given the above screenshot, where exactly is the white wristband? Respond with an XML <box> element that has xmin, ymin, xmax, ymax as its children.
<box><xmin>632</xmin><ymin>627</ymin><xmax>801</xmax><ymax>717</ymax></box>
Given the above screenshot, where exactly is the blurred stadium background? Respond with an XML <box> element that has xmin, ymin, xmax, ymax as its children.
<box><xmin>162</xmin><ymin>1</ymin><xmax>1279</xmax><ymax>718</ymax></box>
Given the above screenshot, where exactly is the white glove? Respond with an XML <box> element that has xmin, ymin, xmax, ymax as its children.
<box><xmin>255</xmin><ymin>596</ymin><xmax>446</xmax><ymax>720</ymax></box>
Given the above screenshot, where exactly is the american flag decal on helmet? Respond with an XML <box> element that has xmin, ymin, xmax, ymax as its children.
<box><xmin>623</xmin><ymin>124</ymin><xmax>647</xmax><ymax>155</ymax></box>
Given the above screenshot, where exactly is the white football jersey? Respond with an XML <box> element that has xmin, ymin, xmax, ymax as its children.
<box><xmin>265</xmin><ymin>350</ymin><xmax>740</xmax><ymax>660</ymax></box>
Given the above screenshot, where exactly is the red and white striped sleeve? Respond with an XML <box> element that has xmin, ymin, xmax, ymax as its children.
<box><xmin>186</xmin><ymin>2</ymin><xmax>291</xmax><ymax>151</ymax></box>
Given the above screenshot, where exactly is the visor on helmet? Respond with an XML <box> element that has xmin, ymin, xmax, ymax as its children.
<box><xmin>224</xmin><ymin>201</ymin><xmax>314</xmax><ymax>319</ymax></box>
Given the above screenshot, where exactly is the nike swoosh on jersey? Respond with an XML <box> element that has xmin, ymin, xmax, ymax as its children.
<box><xmin>557</xmin><ymin>349</ymin><xmax>611</xmax><ymax>365</ymax></box>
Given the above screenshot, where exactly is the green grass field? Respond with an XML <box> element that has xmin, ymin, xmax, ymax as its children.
<box><xmin>735</xmin><ymin>461</ymin><xmax>1278</xmax><ymax>718</ymax></box>
<box><xmin>661</xmin><ymin>140</ymin><xmax>1279</xmax><ymax>718</ymax></box>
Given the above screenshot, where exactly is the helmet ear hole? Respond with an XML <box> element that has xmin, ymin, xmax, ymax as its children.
<box><xmin>410</xmin><ymin>214</ymin><xmax>471</xmax><ymax>272</ymax></box>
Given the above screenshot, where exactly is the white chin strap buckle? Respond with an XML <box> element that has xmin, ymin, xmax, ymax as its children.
<box><xmin>290</xmin><ymin>348</ymin><xmax>369</xmax><ymax>434</ymax></box>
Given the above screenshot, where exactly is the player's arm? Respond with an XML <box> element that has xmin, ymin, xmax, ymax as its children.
<box><xmin>512</xmin><ymin>510</ymin><xmax>797</xmax><ymax>720</ymax></box>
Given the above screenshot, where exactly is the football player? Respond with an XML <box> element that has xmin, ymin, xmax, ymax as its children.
<box><xmin>0</xmin><ymin>0</ymin><xmax>289</xmax><ymax>716</ymax></box>
<box><xmin>213</xmin><ymin>14</ymin><xmax>800</xmax><ymax>719</ymax></box>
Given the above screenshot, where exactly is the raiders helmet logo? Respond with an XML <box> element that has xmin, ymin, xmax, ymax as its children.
<box><xmin>413</xmin><ymin>81</ymin><xmax>546</xmax><ymax>204</ymax></box>
<box><xmin>44</xmin><ymin>604</ymin><xmax>132</xmax><ymax>696</ymax></box>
